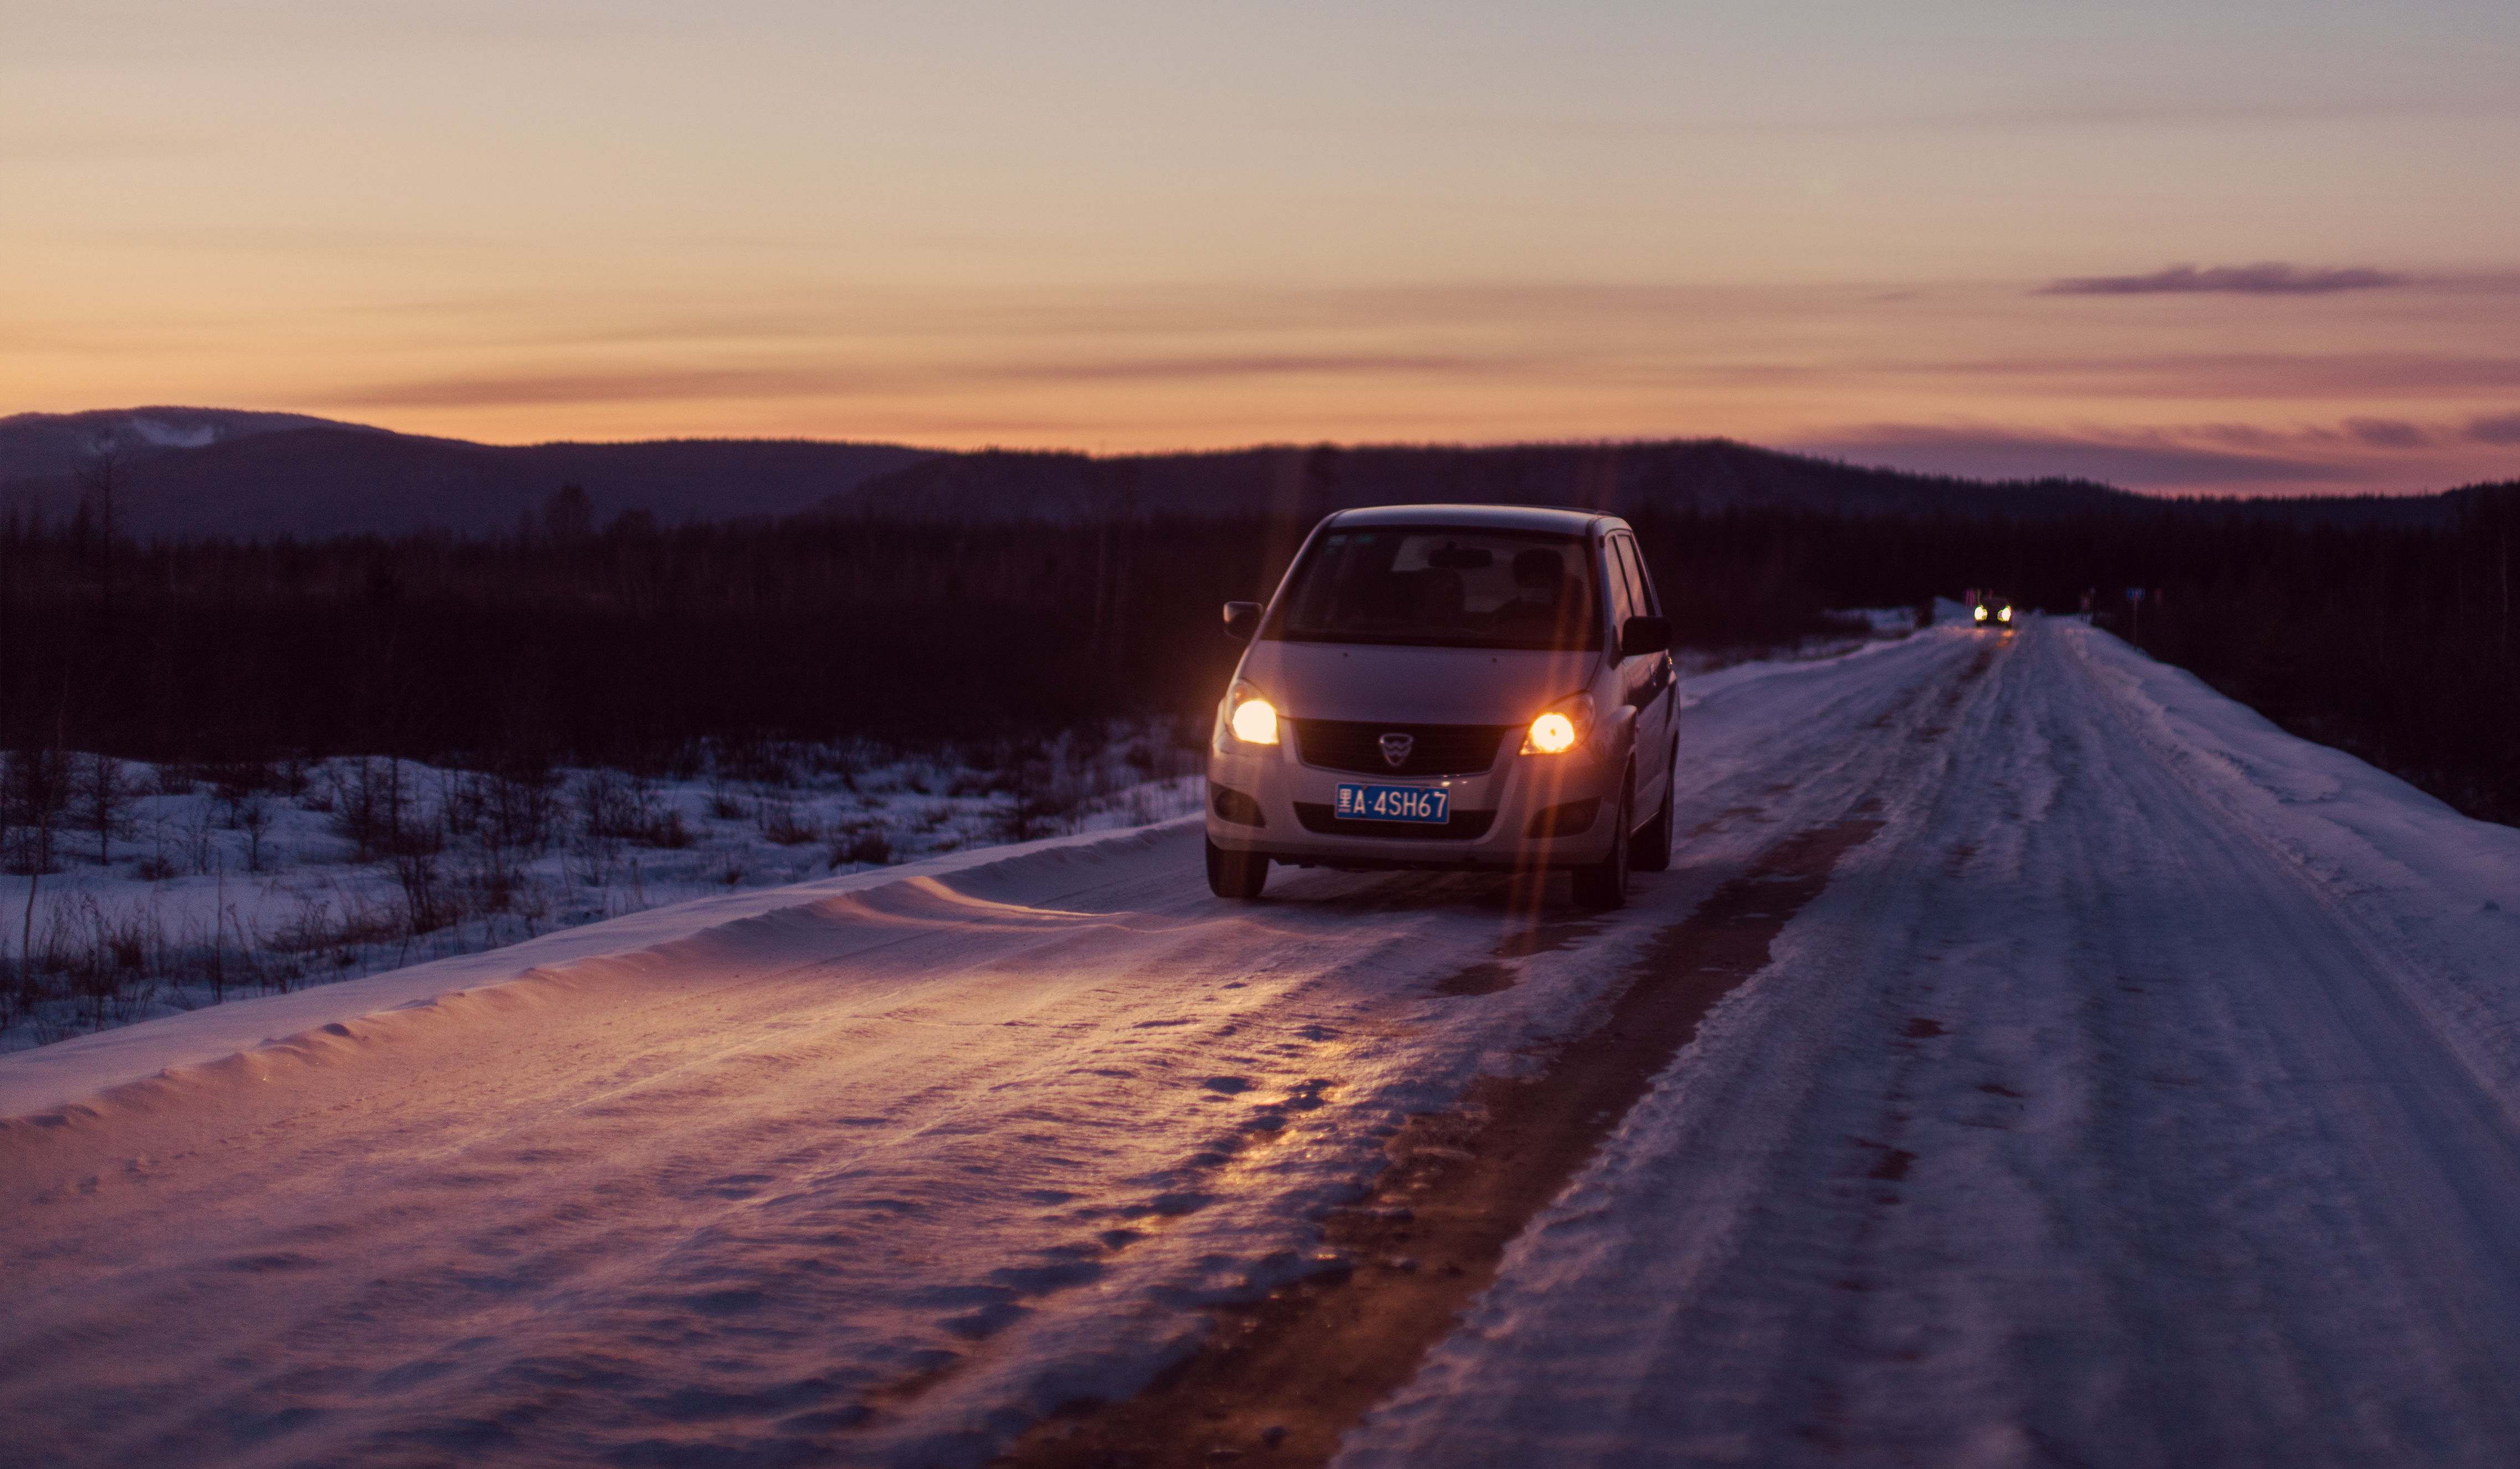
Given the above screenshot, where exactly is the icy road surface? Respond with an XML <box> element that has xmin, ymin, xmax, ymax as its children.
<box><xmin>7</xmin><ymin>620</ymin><xmax>2520</xmax><ymax>1467</ymax></box>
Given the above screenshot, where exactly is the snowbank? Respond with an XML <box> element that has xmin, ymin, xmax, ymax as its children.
<box><xmin>0</xmin><ymin>815</ymin><xmax>1202</xmax><ymax>1120</ymax></box>
<box><xmin>2062</xmin><ymin>622</ymin><xmax>2520</xmax><ymax>1119</ymax></box>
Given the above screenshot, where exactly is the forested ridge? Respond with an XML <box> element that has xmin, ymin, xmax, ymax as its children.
<box><xmin>4</xmin><ymin>479</ymin><xmax>2516</xmax><ymax>828</ymax></box>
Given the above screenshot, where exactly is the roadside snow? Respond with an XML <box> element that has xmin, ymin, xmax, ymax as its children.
<box><xmin>2061</xmin><ymin>622</ymin><xmax>2520</xmax><ymax>1124</ymax></box>
<box><xmin>0</xmin><ymin>816</ymin><xmax>1192</xmax><ymax>1119</ymax></box>
<box><xmin>1341</xmin><ymin>619</ymin><xmax>2520</xmax><ymax>1467</ymax></box>
<box><xmin>2</xmin><ymin>730</ymin><xmax>1204</xmax><ymax>1054</ymax></box>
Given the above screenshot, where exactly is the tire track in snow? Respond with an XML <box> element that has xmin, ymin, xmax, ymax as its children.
<box><xmin>997</xmin><ymin>814</ymin><xmax>1888</xmax><ymax>1467</ymax></box>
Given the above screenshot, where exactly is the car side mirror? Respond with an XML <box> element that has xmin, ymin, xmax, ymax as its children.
<box><xmin>1620</xmin><ymin>615</ymin><xmax>1671</xmax><ymax>658</ymax></box>
<box><xmin>1223</xmin><ymin>601</ymin><xmax>1264</xmax><ymax>641</ymax></box>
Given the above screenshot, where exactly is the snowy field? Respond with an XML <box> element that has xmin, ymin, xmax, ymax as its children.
<box><xmin>7</xmin><ymin>618</ymin><xmax>2520</xmax><ymax>1466</ymax></box>
<box><xmin>0</xmin><ymin>726</ymin><xmax>1204</xmax><ymax>1054</ymax></box>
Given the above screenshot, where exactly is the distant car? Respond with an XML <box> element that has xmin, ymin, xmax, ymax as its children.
<box><xmin>1971</xmin><ymin>593</ymin><xmax>2015</xmax><ymax>629</ymax></box>
<box><xmin>1204</xmin><ymin>504</ymin><xmax>1677</xmax><ymax>909</ymax></box>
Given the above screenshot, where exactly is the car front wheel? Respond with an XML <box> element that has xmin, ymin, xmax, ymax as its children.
<box><xmin>1570</xmin><ymin>778</ymin><xmax>1631</xmax><ymax>910</ymax></box>
<box><xmin>1205</xmin><ymin>838</ymin><xmax>1269</xmax><ymax>900</ymax></box>
<box><xmin>1632</xmin><ymin>754</ymin><xmax>1675</xmax><ymax>873</ymax></box>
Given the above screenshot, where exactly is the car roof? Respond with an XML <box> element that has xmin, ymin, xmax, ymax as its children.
<box><xmin>1324</xmin><ymin>503</ymin><xmax>1618</xmax><ymax>536</ymax></box>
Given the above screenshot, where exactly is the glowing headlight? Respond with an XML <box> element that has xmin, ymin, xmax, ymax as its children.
<box><xmin>1228</xmin><ymin>686</ymin><xmax>1280</xmax><ymax>745</ymax></box>
<box><xmin>1999</xmin><ymin>606</ymin><xmax>2013</xmax><ymax>623</ymax></box>
<box><xmin>1521</xmin><ymin>695</ymin><xmax>1593</xmax><ymax>755</ymax></box>
<box><xmin>1974</xmin><ymin>605</ymin><xmax>1989</xmax><ymax>622</ymax></box>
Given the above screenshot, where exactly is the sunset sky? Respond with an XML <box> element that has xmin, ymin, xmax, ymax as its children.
<box><xmin>8</xmin><ymin>1</ymin><xmax>2519</xmax><ymax>495</ymax></box>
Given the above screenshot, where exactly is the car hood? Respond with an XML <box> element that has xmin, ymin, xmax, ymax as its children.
<box><xmin>1239</xmin><ymin>639</ymin><xmax>1598</xmax><ymax>725</ymax></box>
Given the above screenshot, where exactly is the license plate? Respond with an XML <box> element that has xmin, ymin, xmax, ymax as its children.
<box><xmin>1335</xmin><ymin>784</ymin><xmax>1449</xmax><ymax>823</ymax></box>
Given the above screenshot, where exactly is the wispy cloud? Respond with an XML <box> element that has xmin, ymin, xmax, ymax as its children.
<box><xmin>1790</xmin><ymin>425</ymin><xmax>2347</xmax><ymax>488</ymax></box>
<box><xmin>1792</xmin><ymin>409</ymin><xmax>2520</xmax><ymax>495</ymax></box>
<box><xmin>981</xmin><ymin>352</ymin><xmax>1510</xmax><ymax>384</ymax></box>
<box><xmin>320</xmin><ymin>368</ymin><xmax>873</xmax><ymax>408</ymax></box>
<box><xmin>2037</xmin><ymin>263</ymin><xmax>2408</xmax><ymax>296</ymax></box>
<box><xmin>1908</xmin><ymin>352</ymin><xmax>2520</xmax><ymax>400</ymax></box>
<box><xmin>2343</xmin><ymin>417</ymin><xmax>2431</xmax><ymax>448</ymax></box>
<box><xmin>316</xmin><ymin>351</ymin><xmax>1516</xmax><ymax>409</ymax></box>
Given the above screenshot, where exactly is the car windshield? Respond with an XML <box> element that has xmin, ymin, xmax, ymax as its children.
<box><xmin>1266</xmin><ymin>527</ymin><xmax>1601</xmax><ymax>650</ymax></box>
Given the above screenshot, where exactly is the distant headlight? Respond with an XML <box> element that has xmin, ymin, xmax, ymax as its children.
<box><xmin>1999</xmin><ymin>605</ymin><xmax>2013</xmax><ymax>623</ymax></box>
<box><xmin>1521</xmin><ymin>694</ymin><xmax>1594</xmax><ymax>755</ymax></box>
<box><xmin>1974</xmin><ymin>605</ymin><xmax>1989</xmax><ymax>622</ymax></box>
<box><xmin>1228</xmin><ymin>684</ymin><xmax>1280</xmax><ymax>745</ymax></box>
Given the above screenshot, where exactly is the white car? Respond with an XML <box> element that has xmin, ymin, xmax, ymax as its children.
<box><xmin>1204</xmin><ymin>504</ymin><xmax>1677</xmax><ymax>908</ymax></box>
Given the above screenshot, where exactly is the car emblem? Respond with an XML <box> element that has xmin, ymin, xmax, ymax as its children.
<box><xmin>1379</xmin><ymin>732</ymin><xmax>1414</xmax><ymax>768</ymax></box>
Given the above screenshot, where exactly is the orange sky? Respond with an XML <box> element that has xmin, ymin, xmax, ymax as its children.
<box><xmin>8</xmin><ymin>2</ymin><xmax>2519</xmax><ymax>495</ymax></box>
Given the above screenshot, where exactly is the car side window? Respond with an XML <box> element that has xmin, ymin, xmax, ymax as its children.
<box><xmin>1603</xmin><ymin>539</ymin><xmax>1637</xmax><ymax>632</ymax></box>
<box><xmin>1614</xmin><ymin>536</ymin><xmax>1659</xmax><ymax>617</ymax></box>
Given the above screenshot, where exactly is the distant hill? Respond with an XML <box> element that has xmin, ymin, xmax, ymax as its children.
<box><xmin>0</xmin><ymin>407</ymin><xmax>377</xmax><ymax>483</ymax></box>
<box><xmin>0</xmin><ymin>414</ymin><xmax>936</xmax><ymax>538</ymax></box>
<box><xmin>810</xmin><ymin>439</ymin><xmax>2147</xmax><ymax>523</ymax></box>
<box><xmin>4</xmin><ymin>408</ymin><xmax>2493</xmax><ymax>538</ymax></box>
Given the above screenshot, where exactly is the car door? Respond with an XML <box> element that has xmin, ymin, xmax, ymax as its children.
<box><xmin>1608</xmin><ymin>532</ymin><xmax>1675</xmax><ymax>800</ymax></box>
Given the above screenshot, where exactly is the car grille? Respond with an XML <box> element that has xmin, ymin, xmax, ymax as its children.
<box><xmin>1289</xmin><ymin>720</ymin><xmax>1514</xmax><ymax>777</ymax></box>
<box><xmin>1294</xmin><ymin>804</ymin><xmax>1498</xmax><ymax>840</ymax></box>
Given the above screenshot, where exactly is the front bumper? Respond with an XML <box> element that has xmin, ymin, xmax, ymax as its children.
<box><xmin>1204</xmin><ymin>728</ymin><xmax>1624</xmax><ymax>871</ymax></box>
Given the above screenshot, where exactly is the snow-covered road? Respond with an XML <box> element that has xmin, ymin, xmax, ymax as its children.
<box><xmin>8</xmin><ymin>620</ymin><xmax>2519</xmax><ymax>1467</ymax></box>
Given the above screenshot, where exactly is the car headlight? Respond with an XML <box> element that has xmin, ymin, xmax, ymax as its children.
<box><xmin>1974</xmin><ymin>605</ymin><xmax>1988</xmax><ymax>622</ymax></box>
<box><xmin>1226</xmin><ymin>681</ymin><xmax>1280</xmax><ymax>746</ymax></box>
<box><xmin>1521</xmin><ymin>693</ymin><xmax>1594</xmax><ymax>755</ymax></box>
<box><xmin>1999</xmin><ymin>606</ymin><xmax>2013</xmax><ymax>623</ymax></box>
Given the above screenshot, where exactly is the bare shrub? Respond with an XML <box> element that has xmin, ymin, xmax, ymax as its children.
<box><xmin>392</xmin><ymin>849</ymin><xmax>452</xmax><ymax>936</ymax></box>
<box><xmin>645</xmin><ymin>808</ymin><xmax>693</xmax><ymax>849</ymax></box>
<box><xmin>577</xmin><ymin>770</ymin><xmax>688</xmax><ymax>848</ymax></box>
<box><xmin>209</xmin><ymin>762</ymin><xmax>278</xmax><ymax>825</ymax></box>
<box><xmin>182</xmin><ymin>802</ymin><xmax>220</xmax><ymax>875</ymax></box>
<box><xmin>330</xmin><ymin>757</ymin><xmax>418</xmax><ymax>861</ymax></box>
<box><xmin>266</xmin><ymin>887</ymin><xmax>401</xmax><ymax>966</ymax></box>
<box><xmin>757</xmin><ymin>800</ymin><xmax>819</xmax><ymax>846</ymax></box>
<box><xmin>716</xmin><ymin>738</ymin><xmax>800</xmax><ymax>788</ymax></box>
<box><xmin>807</xmin><ymin>744</ymin><xmax>863</xmax><ymax>785</ymax></box>
<box><xmin>577</xmin><ymin>768</ymin><xmax>647</xmax><ymax>840</ymax></box>
<box><xmin>454</xmin><ymin>849</ymin><xmax>533</xmax><ymax>924</ymax></box>
<box><xmin>73</xmin><ymin>752</ymin><xmax>138</xmax><ymax>864</ymax></box>
<box><xmin>3</xmin><ymin>747</ymin><xmax>69</xmax><ymax>876</ymax></box>
<box><xmin>438</xmin><ymin>768</ymin><xmax>485</xmax><ymax>839</ymax></box>
<box><xmin>831</xmin><ymin>823</ymin><xmax>893</xmax><ymax>868</ymax></box>
<box><xmin>238</xmin><ymin>799</ymin><xmax>276</xmax><ymax>873</ymax></box>
<box><xmin>995</xmin><ymin>753</ymin><xmax>1079</xmax><ymax>844</ymax></box>
<box><xmin>484</xmin><ymin>767</ymin><xmax>563</xmax><ymax>853</ymax></box>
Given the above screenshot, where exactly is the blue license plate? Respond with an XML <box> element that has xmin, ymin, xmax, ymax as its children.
<box><xmin>1335</xmin><ymin>784</ymin><xmax>1449</xmax><ymax>823</ymax></box>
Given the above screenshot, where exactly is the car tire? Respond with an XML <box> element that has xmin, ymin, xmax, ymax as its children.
<box><xmin>1205</xmin><ymin>838</ymin><xmax>1269</xmax><ymax>900</ymax></box>
<box><xmin>1632</xmin><ymin>761</ymin><xmax>1674</xmax><ymax>873</ymax></box>
<box><xmin>1570</xmin><ymin>778</ymin><xmax>1631</xmax><ymax>911</ymax></box>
